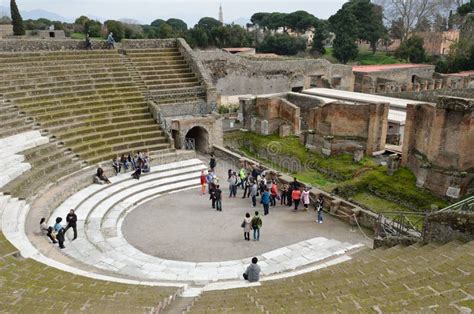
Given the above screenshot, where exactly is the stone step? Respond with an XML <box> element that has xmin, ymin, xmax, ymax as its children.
<box><xmin>82</xmin><ymin>142</ymin><xmax>172</xmax><ymax>165</ymax></box>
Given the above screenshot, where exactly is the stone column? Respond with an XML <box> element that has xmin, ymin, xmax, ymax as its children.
<box><xmin>261</xmin><ymin>120</ymin><xmax>269</xmax><ymax>135</ymax></box>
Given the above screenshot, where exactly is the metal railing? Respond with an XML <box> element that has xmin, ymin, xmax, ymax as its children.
<box><xmin>375</xmin><ymin>211</ymin><xmax>428</xmax><ymax>239</ymax></box>
<box><xmin>437</xmin><ymin>196</ymin><xmax>474</xmax><ymax>213</ymax></box>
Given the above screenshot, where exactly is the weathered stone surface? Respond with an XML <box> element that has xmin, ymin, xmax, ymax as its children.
<box><xmin>307</xmin><ymin>101</ymin><xmax>389</xmax><ymax>155</ymax></box>
<box><xmin>387</xmin><ymin>154</ymin><xmax>400</xmax><ymax>176</ymax></box>
<box><xmin>353</xmin><ymin>149</ymin><xmax>364</xmax><ymax>163</ymax></box>
<box><xmin>279</xmin><ymin>125</ymin><xmax>291</xmax><ymax>137</ymax></box>
<box><xmin>402</xmin><ymin>96</ymin><xmax>473</xmax><ymax>198</ymax></box>
<box><xmin>261</xmin><ymin>120</ymin><xmax>269</xmax><ymax>135</ymax></box>
<box><xmin>195</xmin><ymin>49</ymin><xmax>354</xmax><ymax>96</ymax></box>
<box><xmin>424</xmin><ymin>211</ymin><xmax>474</xmax><ymax>243</ymax></box>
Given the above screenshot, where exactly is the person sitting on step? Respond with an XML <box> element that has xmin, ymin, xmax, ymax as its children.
<box><xmin>40</xmin><ymin>217</ymin><xmax>57</xmax><ymax>244</ymax></box>
<box><xmin>94</xmin><ymin>167</ymin><xmax>111</xmax><ymax>184</ymax></box>
<box><xmin>112</xmin><ymin>158</ymin><xmax>121</xmax><ymax>176</ymax></box>
<box><xmin>132</xmin><ymin>167</ymin><xmax>142</xmax><ymax>180</ymax></box>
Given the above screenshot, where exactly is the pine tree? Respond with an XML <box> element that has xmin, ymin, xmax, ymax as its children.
<box><xmin>10</xmin><ymin>0</ymin><xmax>25</xmax><ymax>36</ymax></box>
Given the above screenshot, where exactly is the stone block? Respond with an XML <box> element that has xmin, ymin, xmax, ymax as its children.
<box><xmin>387</xmin><ymin>154</ymin><xmax>400</xmax><ymax>176</ymax></box>
<box><xmin>353</xmin><ymin>149</ymin><xmax>364</xmax><ymax>163</ymax></box>
<box><xmin>279</xmin><ymin>125</ymin><xmax>291</xmax><ymax>137</ymax></box>
<box><xmin>330</xmin><ymin>200</ymin><xmax>340</xmax><ymax>214</ymax></box>
<box><xmin>321</xmin><ymin>148</ymin><xmax>331</xmax><ymax>156</ymax></box>
<box><xmin>261</xmin><ymin>120</ymin><xmax>269</xmax><ymax>135</ymax></box>
<box><xmin>446</xmin><ymin>186</ymin><xmax>461</xmax><ymax>199</ymax></box>
<box><xmin>250</xmin><ymin>117</ymin><xmax>257</xmax><ymax>132</ymax></box>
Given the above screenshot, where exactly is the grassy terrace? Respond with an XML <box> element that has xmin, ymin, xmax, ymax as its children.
<box><xmin>225</xmin><ymin>131</ymin><xmax>448</xmax><ymax>213</ymax></box>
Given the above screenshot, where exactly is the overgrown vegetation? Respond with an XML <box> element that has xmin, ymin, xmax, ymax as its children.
<box><xmin>225</xmin><ymin>131</ymin><xmax>448</xmax><ymax>214</ymax></box>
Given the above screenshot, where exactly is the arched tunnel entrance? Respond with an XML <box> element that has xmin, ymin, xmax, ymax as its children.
<box><xmin>185</xmin><ymin>126</ymin><xmax>209</xmax><ymax>153</ymax></box>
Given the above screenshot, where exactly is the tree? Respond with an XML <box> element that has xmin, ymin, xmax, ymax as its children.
<box><xmin>374</xmin><ymin>0</ymin><xmax>446</xmax><ymax>42</ymax></box>
<box><xmin>250</xmin><ymin>12</ymin><xmax>270</xmax><ymax>30</ymax></box>
<box><xmin>346</xmin><ymin>0</ymin><xmax>386</xmax><ymax>53</ymax></box>
<box><xmin>329</xmin><ymin>6</ymin><xmax>359</xmax><ymax>64</ymax></box>
<box><xmin>415</xmin><ymin>16</ymin><xmax>432</xmax><ymax>32</ymax></box>
<box><xmin>390</xmin><ymin>18</ymin><xmax>405</xmax><ymax>40</ymax></box>
<box><xmin>123</xmin><ymin>23</ymin><xmax>144</xmax><ymax>39</ymax></box>
<box><xmin>10</xmin><ymin>0</ymin><xmax>25</xmax><ymax>36</ymax></box>
<box><xmin>187</xmin><ymin>27</ymin><xmax>208</xmax><ymax>48</ymax></box>
<box><xmin>285</xmin><ymin>10</ymin><xmax>317</xmax><ymax>33</ymax></box>
<box><xmin>157</xmin><ymin>22</ymin><xmax>173</xmax><ymax>38</ymax></box>
<box><xmin>166</xmin><ymin>18</ymin><xmax>187</xmax><ymax>34</ymax></box>
<box><xmin>311</xmin><ymin>19</ymin><xmax>328</xmax><ymax>55</ymax></box>
<box><xmin>105</xmin><ymin>20</ymin><xmax>124</xmax><ymax>41</ymax></box>
<box><xmin>258</xmin><ymin>33</ymin><xmax>306</xmax><ymax>55</ymax></box>
<box><xmin>433</xmin><ymin>14</ymin><xmax>448</xmax><ymax>31</ymax></box>
<box><xmin>395</xmin><ymin>35</ymin><xmax>426</xmax><ymax>63</ymax></box>
<box><xmin>151</xmin><ymin>19</ymin><xmax>166</xmax><ymax>28</ymax></box>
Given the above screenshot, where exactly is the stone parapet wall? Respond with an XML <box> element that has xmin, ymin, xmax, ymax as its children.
<box><xmin>195</xmin><ymin>49</ymin><xmax>354</xmax><ymax>96</ymax></box>
<box><xmin>424</xmin><ymin>211</ymin><xmax>474</xmax><ymax>243</ymax></box>
<box><xmin>176</xmin><ymin>38</ymin><xmax>218</xmax><ymax>108</ymax></box>
<box><xmin>121</xmin><ymin>39</ymin><xmax>177</xmax><ymax>49</ymax></box>
<box><xmin>0</xmin><ymin>39</ymin><xmax>109</xmax><ymax>51</ymax></box>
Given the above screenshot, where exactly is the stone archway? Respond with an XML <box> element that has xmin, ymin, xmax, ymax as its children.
<box><xmin>185</xmin><ymin>126</ymin><xmax>209</xmax><ymax>153</ymax></box>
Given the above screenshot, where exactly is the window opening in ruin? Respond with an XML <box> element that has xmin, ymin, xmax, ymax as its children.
<box><xmin>49</xmin><ymin>32</ymin><xmax>55</xmax><ymax>38</ymax></box>
<box><xmin>291</xmin><ymin>86</ymin><xmax>304</xmax><ymax>93</ymax></box>
<box><xmin>331</xmin><ymin>77</ymin><xmax>342</xmax><ymax>87</ymax></box>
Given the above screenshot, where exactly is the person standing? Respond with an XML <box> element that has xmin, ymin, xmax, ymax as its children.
<box><xmin>250</xmin><ymin>181</ymin><xmax>258</xmax><ymax>207</ymax></box>
<box><xmin>261</xmin><ymin>188</ymin><xmax>271</xmax><ymax>215</ymax></box>
<box><xmin>242</xmin><ymin>176</ymin><xmax>251</xmax><ymax>198</ymax></box>
<box><xmin>243</xmin><ymin>257</ymin><xmax>261</xmax><ymax>282</ymax></box>
<box><xmin>238</xmin><ymin>167</ymin><xmax>246</xmax><ymax>189</ymax></box>
<box><xmin>292</xmin><ymin>188</ymin><xmax>302</xmax><ymax>211</ymax></box>
<box><xmin>288</xmin><ymin>177</ymin><xmax>301</xmax><ymax>207</ymax></box>
<box><xmin>200</xmin><ymin>170</ymin><xmax>207</xmax><ymax>195</ymax></box>
<box><xmin>209</xmin><ymin>183</ymin><xmax>216</xmax><ymax>209</ymax></box>
<box><xmin>251</xmin><ymin>211</ymin><xmax>262</xmax><ymax>241</ymax></box>
<box><xmin>214</xmin><ymin>185</ymin><xmax>222</xmax><ymax>211</ymax></box>
<box><xmin>317</xmin><ymin>194</ymin><xmax>324</xmax><ymax>223</ymax></box>
<box><xmin>107</xmin><ymin>32</ymin><xmax>115</xmax><ymax>49</ymax></box>
<box><xmin>228</xmin><ymin>172</ymin><xmax>238</xmax><ymax>198</ymax></box>
<box><xmin>209</xmin><ymin>154</ymin><xmax>216</xmax><ymax>171</ymax></box>
<box><xmin>280</xmin><ymin>184</ymin><xmax>288</xmax><ymax>205</ymax></box>
<box><xmin>270</xmin><ymin>181</ymin><xmax>278</xmax><ymax>207</ymax></box>
<box><xmin>242</xmin><ymin>212</ymin><xmax>252</xmax><ymax>241</ymax></box>
<box><xmin>54</xmin><ymin>217</ymin><xmax>65</xmax><ymax>249</ymax></box>
<box><xmin>64</xmin><ymin>209</ymin><xmax>78</xmax><ymax>240</ymax></box>
<box><xmin>301</xmin><ymin>187</ymin><xmax>311</xmax><ymax>211</ymax></box>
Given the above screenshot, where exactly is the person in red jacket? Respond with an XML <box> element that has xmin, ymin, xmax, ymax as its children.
<box><xmin>291</xmin><ymin>188</ymin><xmax>301</xmax><ymax>211</ymax></box>
<box><xmin>270</xmin><ymin>181</ymin><xmax>278</xmax><ymax>206</ymax></box>
<box><xmin>200</xmin><ymin>170</ymin><xmax>207</xmax><ymax>195</ymax></box>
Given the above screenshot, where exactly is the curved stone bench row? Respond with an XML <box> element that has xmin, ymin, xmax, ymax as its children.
<box><xmin>47</xmin><ymin>158</ymin><xmax>363</xmax><ymax>283</ymax></box>
<box><xmin>0</xmin><ymin>131</ymin><xmax>49</xmax><ymax>188</ymax></box>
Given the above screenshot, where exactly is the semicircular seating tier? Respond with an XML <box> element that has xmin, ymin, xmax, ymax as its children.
<box><xmin>44</xmin><ymin>158</ymin><xmax>361</xmax><ymax>283</ymax></box>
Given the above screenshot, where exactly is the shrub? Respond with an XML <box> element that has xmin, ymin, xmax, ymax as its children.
<box><xmin>258</xmin><ymin>33</ymin><xmax>306</xmax><ymax>55</ymax></box>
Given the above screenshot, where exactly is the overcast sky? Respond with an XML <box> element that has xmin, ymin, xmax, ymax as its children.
<box><xmin>0</xmin><ymin>0</ymin><xmax>347</xmax><ymax>25</ymax></box>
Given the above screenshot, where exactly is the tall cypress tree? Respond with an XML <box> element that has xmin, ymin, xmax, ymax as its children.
<box><xmin>10</xmin><ymin>0</ymin><xmax>25</xmax><ymax>36</ymax></box>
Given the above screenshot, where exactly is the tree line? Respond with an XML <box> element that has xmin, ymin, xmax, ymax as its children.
<box><xmin>4</xmin><ymin>0</ymin><xmax>473</xmax><ymax>72</ymax></box>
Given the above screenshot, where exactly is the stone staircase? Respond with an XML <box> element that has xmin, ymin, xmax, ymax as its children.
<box><xmin>186</xmin><ymin>241</ymin><xmax>474</xmax><ymax>313</ymax></box>
<box><xmin>125</xmin><ymin>47</ymin><xmax>207</xmax><ymax>115</ymax></box>
<box><xmin>0</xmin><ymin>50</ymin><xmax>174</xmax><ymax>199</ymax></box>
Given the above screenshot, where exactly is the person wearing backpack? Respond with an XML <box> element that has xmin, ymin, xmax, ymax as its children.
<box><xmin>251</xmin><ymin>211</ymin><xmax>262</xmax><ymax>241</ymax></box>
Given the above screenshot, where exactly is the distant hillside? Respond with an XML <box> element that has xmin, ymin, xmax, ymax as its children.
<box><xmin>0</xmin><ymin>6</ymin><xmax>69</xmax><ymax>22</ymax></box>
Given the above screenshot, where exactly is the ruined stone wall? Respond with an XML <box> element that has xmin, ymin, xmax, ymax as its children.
<box><xmin>306</xmin><ymin>102</ymin><xmax>389</xmax><ymax>155</ymax></box>
<box><xmin>402</xmin><ymin>96</ymin><xmax>474</xmax><ymax>198</ymax></box>
<box><xmin>195</xmin><ymin>49</ymin><xmax>354</xmax><ymax>96</ymax></box>
<box><xmin>253</xmin><ymin>97</ymin><xmax>300</xmax><ymax>135</ymax></box>
<box><xmin>0</xmin><ymin>25</ymin><xmax>13</xmax><ymax>38</ymax></box>
<box><xmin>0</xmin><ymin>39</ymin><xmax>109</xmax><ymax>51</ymax></box>
<box><xmin>424</xmin><ymin>211</ymin><xmax>474</xmax><ymax>243</ymax></box>
<box><xmin>354</xmin><ymin>65</ymin><xmax>435</xmax><ymax>93</ymax></box>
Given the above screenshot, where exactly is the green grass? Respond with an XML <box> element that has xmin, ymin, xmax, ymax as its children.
<box><xmin>320</xmin><ymin>47</ymin><xmax>405</xmax><ymax>65</ymax></box>
<box><xmin>354</xmin><ymin>49</ymin><xmax>405</xmax><ymax>65</ymax></box>
<box><xmin>70</xmin><ymin>32</ymin><xmax>103</xmax><ymax>40</ymax></box>
<box><xmin>226</xmin><ymin>131</ymin><xmax>449</xmax><ymax>213</ymax></box>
